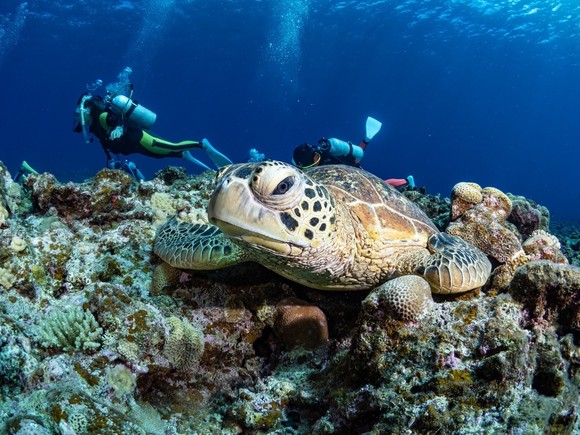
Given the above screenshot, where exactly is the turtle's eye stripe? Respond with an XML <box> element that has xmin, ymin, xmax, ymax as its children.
<box><xmin>272</xmin><ymin>176</ymin><xmax>295</xmax><ymax>195</ymax></box>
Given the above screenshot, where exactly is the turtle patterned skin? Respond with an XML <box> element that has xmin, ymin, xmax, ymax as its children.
<box><xmin>154</xmin><ymin>161</ymin><xmax>491</xmax><ymax>294</ymax></box>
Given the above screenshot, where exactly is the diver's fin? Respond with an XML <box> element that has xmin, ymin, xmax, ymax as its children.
<box><xmin>182</xmin><ymin>151</ymin><xmax>212</xmax><ymax>171</ymax></box>
<box><xmin>365</xmin><ymin>116</ymin><xmax>382</xmax><ymax>142</ymax></box>
<box><xmin>21</xmin><ymin>161</ymin><xmax>38</xmax><ymax>175</ymax></box>
<box><xmin>202</xmin><ymin>138</ymin><xmax>233</xmax><ymax>167</ymax></box>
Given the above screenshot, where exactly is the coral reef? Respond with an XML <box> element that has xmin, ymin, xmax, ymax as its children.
<box><xmin>446</xmin><ymin>182</ymin><xmax>569</xmax><ymax>293</ymax></box>
<box><xmin>0</xmin><ymin>163</ymin><xmax>578</xmax><ymax>433</ymax></box>
<box><xmin>507</xmin><ymin>193</ymin><xmax>550</xmax><ymax>238</ymax></box>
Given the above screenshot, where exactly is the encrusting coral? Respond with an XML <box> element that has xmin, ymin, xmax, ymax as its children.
<box><xmin>0</xmin><ymin>162</ymin><xmax>578</xmax><ymax>434</ymax></box>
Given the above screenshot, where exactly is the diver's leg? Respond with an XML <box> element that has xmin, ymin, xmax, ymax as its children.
<box><xmin>201</xmin><ymin>138</ymin><xmax>233</xmax><ymax>167</ymax></box>
<box><xmin>182</xmin><ymin>151</ymin><xmax>212</xmax><ymax>171</ymax></box>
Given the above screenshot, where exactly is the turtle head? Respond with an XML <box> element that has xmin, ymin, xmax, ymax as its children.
<box><xmin>208</xmin><ymin>161</ymin><xmax>336</xmax><ymax>256</ymax></box>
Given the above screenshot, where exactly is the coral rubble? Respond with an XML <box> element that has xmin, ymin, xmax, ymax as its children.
<box><xmin>0</xmin><ymin>163</ymin><xmax>578</xmax><ymax>434</ymax></box>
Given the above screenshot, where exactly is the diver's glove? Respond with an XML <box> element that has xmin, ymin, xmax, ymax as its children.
<box><xmin>109</xmin><ymin>126</ymin><xmax>124</xmax><ymax>140</ymax></box>
<box><xmin>201</xmin><ymin>138</ymin><xmax>233</xmax><ymax>167</ymax></box>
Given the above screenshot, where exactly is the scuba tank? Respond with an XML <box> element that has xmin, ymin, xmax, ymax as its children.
<box><xmin>320</xmin><ymin>138</ymin><xmax>364</xmax><ymax>163</ymax></box>
<box><xmin>109</xmin><ymin>95</ymin><xmax>157</xmax><ymax>129</ymax></box>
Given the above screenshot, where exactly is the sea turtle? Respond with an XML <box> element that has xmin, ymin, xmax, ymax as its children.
<box><xmin>154</xmin><ymin>161</ymin><xmax>491</xmax><ymax>294</ymax></box>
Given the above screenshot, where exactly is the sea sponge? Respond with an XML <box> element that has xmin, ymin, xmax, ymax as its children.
<box><xmin>365</xmin><ymin>275</ymin><xmax>433</xmax><ymax>322</ymax></box>
<box><xmin>451</xmin><ymin>182</ymin><xmax>482</xmax><ymax>220</ymax></box>
<box><xmin>35</xmin><ymin>306</ymin><xmax>103</xmax><ymax>352</ymax></box>
<box><xmin>275</xmin><ymin>297</ymin><xmax>329</xmax><ymax>349</ymax></box>
<box><xmin>163</xmin><ymin>316</ymin><xmax>205</xmax><ymax>371</ymax></box>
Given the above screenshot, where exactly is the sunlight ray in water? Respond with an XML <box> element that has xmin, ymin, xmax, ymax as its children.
<box><xmin>0</xmin><ymin>2</ymin><xmax>28</xmax><ymax>68</ymax></box>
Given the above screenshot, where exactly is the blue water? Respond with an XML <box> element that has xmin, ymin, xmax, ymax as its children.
<box><xmin>1</xmin><ymin>0</ymin><xmax>579</xmax><ymax>220</ymax></box>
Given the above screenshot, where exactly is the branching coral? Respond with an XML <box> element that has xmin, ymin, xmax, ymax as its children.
<box><xmin>35</xmin><ymin>306</ymin><xmax>103</xmax><ymax>352</ymax></box>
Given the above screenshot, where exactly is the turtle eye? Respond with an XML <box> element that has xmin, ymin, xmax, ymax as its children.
<box><xmin>272</xmin><ymin>176</ymin><xmax>294</xmax><ymax>195</ymax></box>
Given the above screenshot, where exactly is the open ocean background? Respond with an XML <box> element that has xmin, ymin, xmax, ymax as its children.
<box><xmin>0</xmin><ymin>0</ymin><xmax>579</xmax><ymax>221</ymax></box>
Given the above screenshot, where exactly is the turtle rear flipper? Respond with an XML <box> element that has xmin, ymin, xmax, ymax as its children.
<box><xmin>417</xmin><ymin>233</ymin><xmax>492</xmax><ymax>294</ymax></box>
<box><xmin>154</xmin><ymin>217</ymin><xmax>243</xmax><ymax>270</ymax></box>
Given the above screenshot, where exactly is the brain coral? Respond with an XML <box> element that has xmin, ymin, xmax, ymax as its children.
<box><xmin>451</xmin><ymin>182</ymin><xmax>482</xmax><ymax>220</ymax></box>
<box><xmin>163</xmin><ymin>316</ymin><xmax>205</xmax><ymax>371</ymax></box>
<box><xmin>364</xmin><ymin>275</ymin><xmax>433</xmax><ymax>322</ymax></box>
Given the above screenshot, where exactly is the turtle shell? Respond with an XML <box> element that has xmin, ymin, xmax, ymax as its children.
<box><xmin>307</xmin><ymin>165</ymin><xmax>438</xmax><ymax>245</ymax></box>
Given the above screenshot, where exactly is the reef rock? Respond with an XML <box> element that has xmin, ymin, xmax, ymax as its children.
<box><xmin>446</xmin><ymin>183</ymin><xmax>569</xmax><ymax>293</ymax></box>
<box><xmin>508</xmin><ymin>261</ymin><xmax>580</xmax><ymax>336</ymax></box>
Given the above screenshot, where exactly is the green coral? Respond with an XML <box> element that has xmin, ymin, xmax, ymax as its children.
<box><xmin>35</xmin><ymin>306</ymin><xmax>103</xmax><ymax>352</ymax></box>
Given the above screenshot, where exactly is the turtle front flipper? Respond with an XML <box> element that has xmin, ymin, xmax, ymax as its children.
<box><xmin>416</xmin><ymin>233</ymin><xmax>492</xmax><ymax>294</ymax></box>
<box><xmin>154</xmin><ymin>217</ymin><xmax>243</xmax><ymax>270</ymax></box>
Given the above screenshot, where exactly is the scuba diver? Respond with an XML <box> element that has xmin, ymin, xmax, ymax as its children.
<box><xmin>292</xmin><ymin>116</ymin><xmax>415</xmax><ymax>189</ymax></box>
<box><xmin>73</xmin><ymin>73</ymin><xmax>232</xmax><ymax>180</ymax></box>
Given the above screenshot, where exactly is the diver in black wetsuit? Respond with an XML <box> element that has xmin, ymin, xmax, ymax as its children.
<box><xmin>73</xmin><ymin>86</ymin><xmax>232</xmax><ymax>179</ymax></box>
